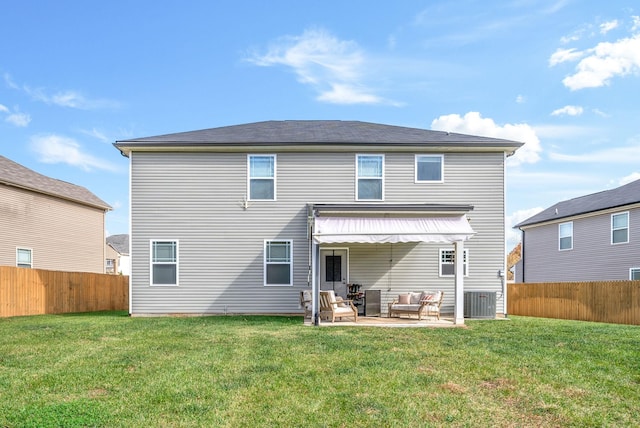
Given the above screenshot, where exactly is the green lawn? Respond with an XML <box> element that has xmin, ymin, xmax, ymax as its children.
<box><xmin>0</xmin><ymin>313</ymin><xmax>638</xmax><ymax>427</ymax></box>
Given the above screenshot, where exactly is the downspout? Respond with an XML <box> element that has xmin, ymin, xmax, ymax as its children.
<box><xmin>520</xmin><ymin>229</ymin><xmax>525</xmax><ymax>283</ymax></box>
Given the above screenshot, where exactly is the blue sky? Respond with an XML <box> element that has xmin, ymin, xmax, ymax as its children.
<box><xmin>1</xmin><ymin>0</ymin><xmax>639</xmax><ymax>250</ymax></box>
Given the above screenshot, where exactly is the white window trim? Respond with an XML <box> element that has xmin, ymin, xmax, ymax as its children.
<box><xmin>16</xmin><ymin>247</ymin><xmax>33</xmax><ymax>268</ymax></box>
<box><xmin>414</xmin><ymin>154</ymin><xmax>444</xmax><ymax>183</ymax></box>
<box><xmin>439</xmin><ymin>248</ymin><xmax>468</xmax><ymax>277</ymax></box>
<box><xmin>559</xmin><ymin>221</ymin><xmax>573</xmax><ymax>251</ymax></box>
<box><xmin>150</xmin><ymin>240</ymin><xmax>179</xmax><ymax>286</ymax></box>
<box><xmin>355</xmin><ymin>154</ymin><xmax>385</xmax><ymax>201</ymax></box>
<box><xmin>264</xmin><ymin>239</ymin><xmax>293</xmax><ymax>287</ymax></box>
<box><xmin>247</xmin><ymin>154</ymin><xmax>277</xmax><ymax>201</ymax></box>
<box><xmin>630</xmin><ymin>268</ymin><xmax>640</xmax><ymax>280</ymax></box>
<box><xmin>611</xmin><ymin>212</ymin><xmax>629</xmax><ymax>245</ymax></box>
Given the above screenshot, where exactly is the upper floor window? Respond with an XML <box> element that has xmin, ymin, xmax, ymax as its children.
<box><xmin>248</xmin><ymin>155</ymin><xmax>276</xmax><ymax>200</ymax></box>
<box><xmin>16</xmin><ymin>248</ymin><xmax>32</xmax><ymax>268</ymax></box>
<box><xmin>612</xmin><ymin>212</ymin><xmax>629</xmax><ymax>244</ymax></box>
<box><xmin>264</xmin><ymin>240</ymin><xmax>292</xmax><ymax>286</ymax></box>
<box><xmin>559</xmin><ymin>222</ymin><xmax>573</xmax><ymax>250</ymax></box>
<box><xmin>415</xmin><ymin>155</ymin><xmax>443</xmax><ymax>183</ymax></box>
<box><xmin>356</xmin><ymin>154</ymin><xmax>384</xmax><ymax>200</ymax></box>
<box><xmin>151</xmin><ymin>240</ymin><xmax>178</xmax><ymax>286</ymax></box>
<box><xmin>630</xmin><ymin>268</ymin><xmax>640</xmax><ymax>280</ymax></box>
<box><xmin>439</xmin><ymin>249</ymin><xmax>468</xmax><ymax>277</ymax></box>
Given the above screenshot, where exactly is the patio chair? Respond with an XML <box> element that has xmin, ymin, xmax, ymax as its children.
<box><xmin>300</xmin><ymin>290</ymin><xmax>312</xmax><ymax>318</ymax></box>
<box><xmin>319</xmin><ymin>290</ymin><xmax>358</xmax><ymax>323</ymax></box>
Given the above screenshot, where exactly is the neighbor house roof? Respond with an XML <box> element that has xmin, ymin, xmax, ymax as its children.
<box><xmin>106</xmin><ymin>234</ymin><xmax>129</xmax><ymax>255</ymax></box>
<box><xmin>0</xmin><ymin>155</ymin><xmax>111</xmax><ymax>210</ymax></box>
<box><xmin>114</xmin><ymin>120</ymin><xmax>523</xmax><ymax>156</ymax></box>
<box><xmin>515</xmin><ymin>179</ymin><xmax>640</xmax><ymax>228</ymax></box>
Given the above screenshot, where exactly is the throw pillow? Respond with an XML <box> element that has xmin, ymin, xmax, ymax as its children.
<box><xmin>398</xmin><ymin>294</ymin><xmax>410</xmax><ymax>304</ymax></box>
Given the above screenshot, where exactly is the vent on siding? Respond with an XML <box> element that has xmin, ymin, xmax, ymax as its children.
<box><xmin>464</xmin><ymin>291</ymin><xmax>496</xmax><ymax>319</ymax></box>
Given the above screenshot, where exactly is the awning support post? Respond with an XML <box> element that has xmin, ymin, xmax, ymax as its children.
<box><xmin>311</xmin><ymin>239</ymin><xmax>320</xmax><ymax>326</ymax></box>
<box><xmin>453</xmin><ymin>240</ymin><xmax>465</xmax><ymax>325</ymax></box>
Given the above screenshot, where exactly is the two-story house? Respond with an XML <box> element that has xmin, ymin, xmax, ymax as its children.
<box><xmin>106</xmin><ymin>234</ymin><xmax>130</xmax><ymax>275</ymax></box>
<box><xmin>114</xmin><ymin>120</ymin><xmax>522</xmax><ymax>323</ymax></box>
<box><xmin>514</xmin><ymin>179</ymin><xmax>640</xmax><ymax>282</ymax></box>
<box><xmin>0</xmin><ymin>155</ymin><xmax>111</xmax><ymax>273</ymax></box>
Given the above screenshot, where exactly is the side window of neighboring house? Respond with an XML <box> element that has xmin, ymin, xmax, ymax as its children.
<box><xmin>611</xmin><ymin>212</ymin><xmax>629</xmax><ymax>244</ymax></box>
<box><xmin>559</xmin><ymin>222</ymin><xmax>573</xmax><ymax>250</ymax></box>
<box><xmin>106</xmin><ymin>259</ymin><xmax>115</xmax><ymax>273</ymax></box>
<box><xmin>264</xmin><ymin>240</ymin><xmax>292</xmax><ymax>286</ymax></box>
<box><xmin>439</xmin><ymin>249</ymin><xmax>468</xmax><ymax>277</ymax></box>
<box><xmin>151</xmin><ymin>240</ymin><xmax>178</xmax><ymax>286</ymax></box>
<box><xmin>248</xmin><ymin>154</ymin><xmax>276</xmax><ymax>201</ymax></box>
<box><xmin>630</xmin><ymin>268</ymin><xmax>640</xmax><ymax>280</ymax></box>
<box><xmin>415</xmin><ymin>155</ymin><xmax>443</xmax><ymax>183</ymax></box>
<box><xmin>16</xmin><ymin>248</ymin><xmax>32</xmax><ymax>268</ymax></box>
<box><xmin>356</xmin><ymin>154</ymin><xmax>384</xmax><ymax>200</ymax></box>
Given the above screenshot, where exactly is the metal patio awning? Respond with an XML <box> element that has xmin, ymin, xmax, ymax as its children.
<box><xmin>313</xmin><ymin>215</ymin><xmax>475</xmax><ymax>244</ymax></box>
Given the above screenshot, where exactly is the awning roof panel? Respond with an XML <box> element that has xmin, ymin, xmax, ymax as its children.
<box><xmin>313</xmin><ymin>216</ymin><xmax>475</xmax><ymax>244</ymax></box>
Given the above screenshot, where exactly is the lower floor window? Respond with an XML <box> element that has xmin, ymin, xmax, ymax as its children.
<box><xmin>264</xmin><ymin>240</ymin><xmax>292</xmax><ymax>286</ymax></box>
<box><xmin>439</xmin><ymin>248</ymin><xmax>468</xmax><ymax>277</ymax></box>
<box><xmin>631</xmin><ymin>268</ymin><xmax>640</xmax><ymax>280</ymax></box>
<box><xmin>151</xmin><ymin>240</ymin><xmax>178</xmax><ymax>285</ymax></box>
<box><xmin>17</xmin><ymin>248</ymin><xmax>32</xmax><ymax>268</ymax></box>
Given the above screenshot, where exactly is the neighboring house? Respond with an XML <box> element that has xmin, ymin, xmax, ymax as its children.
<box><xmin>114</xmin><ymin>120</ymin><xmax>522</xmax><ymax>323</ymax></box>
<box><xmin>0</xmin><ymin>155</ymin><xmax>111</xmax><ymax>273</ymax></box>
<box><xmin>514</xmin><ymin>179</ymin><xmax>640</xmax><ymax>283</ymax></box>
<box><xmin>106</xmin><ymin>234</ymin><xmax>130</xmax><ymax>275</ymax></box>
<box><xmin>506</xmin><ymin>242</ymin><xmax>521</xmax><ymax>282</ymax></box>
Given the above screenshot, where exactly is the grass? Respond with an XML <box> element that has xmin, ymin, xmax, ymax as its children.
<box><xmin>0</xmin><ymin>313</ymin><xmax>638</xmax><ymax>427</ymax></box>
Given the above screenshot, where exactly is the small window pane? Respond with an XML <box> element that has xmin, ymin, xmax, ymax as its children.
<box><xmin>266</xmin><ymin>264</ymin><xmax>291</xmax><ymax>284</ymax></box>
<box><xmin>250</xmin><ymin>156</ymin><xmax>274</xmax><ymax>177</ymax></box>
<box><xmin>250</xmin><ymin>179</ymin><xmax>274</xmax><ymax>200</ymax></box>
<box><xmin>612</xmin><ymin>213</ymin><xmax>628</xmax><ymax>229</ymax></box>
<box><xmin>153</xmin><ymin>242</ymin><xmax>176</xmax><ymax>262</ymax></box>
<box><xmin>358</xmin><ymin>179</ymin><xmax>382</xmax><ymax>200</ymax></box>
<box><xmin>358</xmin><ymin>156</ymin><xmax>382</xmax><ymax>177</ymax></box>
<box><xmin>17</xmin><ymin>248</ymin><xmax>32</xmax><ymax>268</ymax></box>
<box><xmin>559</xmin><ymin>222</ymin><xmax>573</xmax><ymax>250</ymax></box>
<box><xmin>613</xmin><ymin>229</ymin><xmax>628</xmax><ymax>244</ymax></box>
<box><xmin>631</xmin><ymin>269</ymin><xmax>640</xmax><ymax>280</ymax></box>
<box><xmin>416</xmin><ymin>156</ymin><xmax>442</xmax><ymax>181</ymax></box>
<box><xmin>153</xmin><ymin>265</ymin><xmax>177</xmax><ymax>284</ymax></box>
<box><xmin>267</xmin><ymin>241</ymin><xmax>290</xmax><ymax>262</ymax></box>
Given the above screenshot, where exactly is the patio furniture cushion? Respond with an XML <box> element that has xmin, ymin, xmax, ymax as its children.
<box><xmin>397</xmin><ymin>293</ymin><xmax>411</xmax><ymax>304</ymax></box>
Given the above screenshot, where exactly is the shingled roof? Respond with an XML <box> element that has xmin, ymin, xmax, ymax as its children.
<box><xmin>106</xmin><ymin>234</ymin><xmax>129</xmax><ymax>255</ymax></box>
<box><xmin>115</xmin><ymin>120</ymin><xmax>523</xmax><ymax>156</ymax></box>
<box><xmin>0</xmin><ymin>156</ymin><xmax>111</xmax><ymax>210</ymax></box>
<box><xmin>515</xmin><ymin>179</ymin><xmax>640</xmax><ymax>228</ymax></box>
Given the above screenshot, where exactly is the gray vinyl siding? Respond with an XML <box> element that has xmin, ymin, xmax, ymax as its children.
<box><xmin>521</xmin><ymin>207</ymin><xmax>640</xmax><ymax>282</ymax></box>
<box><xmin>130</xmin><ymin>150</ymin><xmax>507</xmax><ymax>315</ymax></box>
<box><xmin>0</xmin><ymin>185</ymin><xmax>106</xmax><ymax>273</ymax></box>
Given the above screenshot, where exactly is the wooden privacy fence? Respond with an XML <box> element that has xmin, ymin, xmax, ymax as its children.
<box><xmin>508</xmin><ymin>280</ymin><xmax>640</xmax><ymax>325</ymax></box>
<box><xmin>0</xmin><ymin>266</ymin><xmax>128</xmax><ymax>317</ymax></box>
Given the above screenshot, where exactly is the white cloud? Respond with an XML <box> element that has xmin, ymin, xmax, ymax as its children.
<box><xmin>549</xmin><ymin>144</ymin><xmax>640</xmax><ymax>163</ymax></box>
<box><xmin>551</xmin><ymin>105</ymin><xmax>584</xmax><ymax>116</ymax></box>
<box><xmin>30</xmin><ymin>134</ymin><xmax>117</xmax><ymax>172</ymax></box>
<box><xmin>24</xmin><ymin>87</ymin><xmax>119</xmax><ymax>109</ymax></box>
<box><xmin>549</xmin><ymin>48</ymin><xmax>584</xmax><ymax>66</ymax></box>
<box><xmin>620</xmin><ymin>172</ymin><xmax>640</xmax><ymax>185</ymax></box>
<box><xmin>0</xmin><ymin>103</ymin><xmax>31</xmax><ymax>127</ymax></box>
<box><xmin>506</xmin><ymin>207</ymin><xmax>544</xmax><ymax>246</ymax></box>
<box><xmin>430</xmin><ymin>112</ymin><xmax>542</xmax><ymax>166</ymax></box>
<box><xmin>247</xmin><ymin>27</ymin><xmax>395</xmax><ymax>105</ymax></box>
<box><xmin>6</xmin><ymin>112</ymin><xmax>31</xmax><ymax>127</ymax></box>
<box><xmin>79</xmin><ymin>127</ymin><xmax>110</xmax><ymax>143</ymax></box>
<box><xmin>600</xmin><ymin>20</ymin><xmax>619</xmax><ymax>35</ymax></box>
<box><xmin>562</xmin><ymin>34</ymin><xmax>640</xmax><ymax>90</ymax></box>
<box><xmin>516</xmin><ymin>95</ymin><xmax>526</xmax><ymax>104</ymax></box>
<box><xmin>632</xmin><ymin>16</ymin><xmax>640</xmax><ymax>32</ymax></box>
